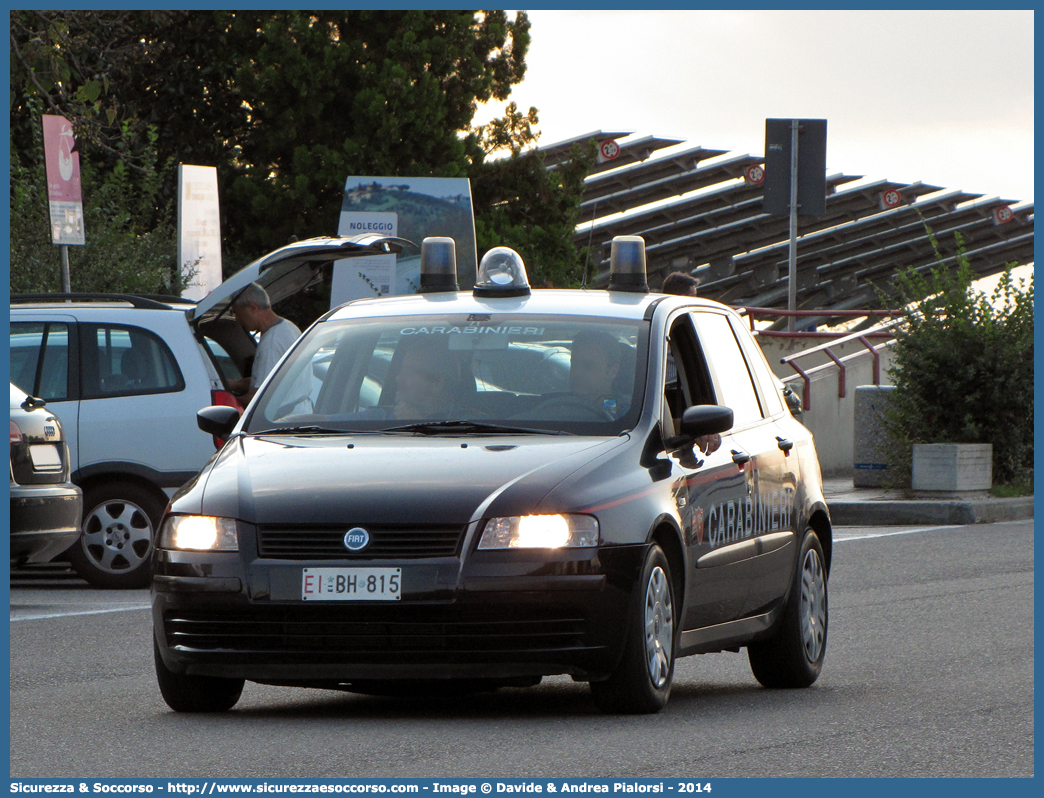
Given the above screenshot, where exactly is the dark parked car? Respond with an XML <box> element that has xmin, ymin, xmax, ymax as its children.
<box><xmin>10</xmin><ymin>383</ymin><xmax>82</xmax><ymax>565</ymax></box>
<box><xmin>152</xmin><ymin>237</ymin><xmax>831</xmax><ymax>714</ymax></box>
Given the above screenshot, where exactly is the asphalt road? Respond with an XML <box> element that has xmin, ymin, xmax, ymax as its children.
<box><xmin>9</xmin><ymin>520</ymin><xmax>1033</xmax><ymax>779</ymax></box>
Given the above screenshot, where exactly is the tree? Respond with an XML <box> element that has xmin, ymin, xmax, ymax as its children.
<box><xmin>10</xmin><ymin>11</ymin><xmax>591</xmax><ymax>307</ymax></box>
<box><xmin>471</xmin><ymin>138</ymin><xmax>595</xmax><ymax>288</ymax></box>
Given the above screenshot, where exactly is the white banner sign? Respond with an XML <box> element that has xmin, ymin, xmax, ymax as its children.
<box><xmin>330</xmin><ymin>212</ymin><xmax>399</xmax><ymax>305</ymax></box>
<box><xmin>177</xmin><ymin>164</ymin><xmax>223</xmax><ymax>301</ymax></box>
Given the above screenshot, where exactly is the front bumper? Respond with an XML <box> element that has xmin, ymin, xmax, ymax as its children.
<box><xmin>152</xmin><ymin>543</ymin><xmax>646</xmax><ymax>683</ymax></box>
<box><xmin>9</xmin><ymin>483</ymin><xmax>83</xmax><ymax>564</ymax></box>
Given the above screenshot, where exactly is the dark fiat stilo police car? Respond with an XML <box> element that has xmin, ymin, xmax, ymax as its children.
<box><xmin>152</xmin><ymin>234</ymin><xmax>831</xmax><ymax>714</ymax></box>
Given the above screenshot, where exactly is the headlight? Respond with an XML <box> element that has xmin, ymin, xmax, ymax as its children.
<box><xmin>159</xmin><ymin>515</ymin><xmax>239</xmax><ymax>551</ymax></box>
<box><xmin>478</xmin><ymin>514</ymin><xmax>599</xmax><ymax>550</ymax></box>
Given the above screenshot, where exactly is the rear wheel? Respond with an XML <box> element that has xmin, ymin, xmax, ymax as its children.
<box><xmin>69</xmin><ymin>481</ymin><xmax>161</xmax><ymax>589</ymax></box>
<box><xmin>748</xmin><ymin>528</ymin><xmax>828</xmax><ymax>688</ymax></box>
<box><xmin>154</xmin><ymin>636</ymin><xmax>244</xmax><ymax>713</ymax></box>
<box><xmin>590</xmin><ymin>544</ymin><xmax>676</xmax><ymax>714</ymax></box>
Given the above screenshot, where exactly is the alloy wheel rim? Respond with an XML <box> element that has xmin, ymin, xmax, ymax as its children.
<box><xmin>644</xmin><ymin>565</ymin><xmax>674</xmax><ymax>688</ymax></box>
<box><xmin>799</xmin><ymin>547</ymin><xmax>826</xmax><ymax>663</ymax></box>
<box><xmin>82</xmin><ymin>499</ymin><xmax>153</xmax><ymax>573</ymax></box>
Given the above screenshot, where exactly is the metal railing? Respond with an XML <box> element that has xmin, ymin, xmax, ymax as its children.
<box><xmin>772</xmin><ymin>316</ymin><xmax>903</xmax><ymax>411</ymax></box>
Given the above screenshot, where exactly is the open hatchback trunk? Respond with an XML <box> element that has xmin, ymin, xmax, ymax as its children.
<box><xmin>188</xmin><ymin>234</ymin><xmax>412</xmax><ymax>393</ymax></box>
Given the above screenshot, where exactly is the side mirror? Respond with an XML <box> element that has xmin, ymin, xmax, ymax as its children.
<box><xmin>782</xmin><ymin>386</ymin><xmax>803</xmax><ymax>417</ymax></box>
<box><xmin>197</xmin><ymin>405</ymin><xmax>241</xmax><ymax>439</ymax></box>
<box><xmin>679</xmin><ymin>405</ymin><xmax>734</xmax><ymax>438</ymax></box>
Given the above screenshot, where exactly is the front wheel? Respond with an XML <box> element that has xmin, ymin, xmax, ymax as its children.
<box><xmin>748</xmin><ymin>528</ymin><xmax>828</xmax><ymax>688</ymax></box>
<box><xmin>154</xmin><ymin>636</ymin><xmax>244</xmax><ymax>713</ymax></box>
<box><xmin>590</xmin><ymin>544</ymin><xmax>676</xmax><ymax>714</ymax></box>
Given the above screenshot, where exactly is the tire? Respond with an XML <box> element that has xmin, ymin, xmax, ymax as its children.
<box><xmin>154</xmin><ymin>636</ymin><xmax>244</xmax><ymax>713</ymax></box>
<box><xmin>590</xmin><ymin>544</ymin><xmax>676</xmax><ymax>714</ymax></box>
<box><xmin>748</xmin><ymin>528</ymin><xmax>828</xmax><ymax>688</ymax></box>
<box><xmin>69</xmin><ymin>481</ymin><xmax>162</xmax><ymax>589</ymax></box>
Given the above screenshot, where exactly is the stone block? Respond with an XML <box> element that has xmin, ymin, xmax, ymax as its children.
<box><xmin>911</xmin><ymin>443</ymin><xmax>993</xmax><ymax>492</ymax></box>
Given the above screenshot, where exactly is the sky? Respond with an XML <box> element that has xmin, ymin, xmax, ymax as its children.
<box><xmin>475</xmin><ymin>9</ymin><xmax>1034</xmax><ymax>207</ymax></box>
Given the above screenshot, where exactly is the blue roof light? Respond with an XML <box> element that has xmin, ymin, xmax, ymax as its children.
<box><xmin>608</xmin><ymin>235</ymin><xmax>649</xmax><ymax>293</ymax></box>
<box><xmin>418</xmin><ymin>237</ymin><xmax>459</xmax><ymax>293</ymax></box>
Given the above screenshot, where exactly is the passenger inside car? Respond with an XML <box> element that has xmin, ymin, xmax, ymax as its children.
<box><xmin>392</xmin><ymin>338</ymin><xmax>474</xmax><ymax>420</ymax></box>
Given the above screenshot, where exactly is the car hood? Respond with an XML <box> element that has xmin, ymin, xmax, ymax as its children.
<box><xmin>188</xmin><ymin>234</ymin><xmax>413</xmax><ymax>326</ymax></box>
<box><xmin>193</xmin><ymin>433</ymin><xmax>628</xmax><ymax>526</ymax></box>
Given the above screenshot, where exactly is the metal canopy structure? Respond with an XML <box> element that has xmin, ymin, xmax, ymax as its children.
<box><xmin>536</xmin><ymin>130</ymin><xmax>685</xmax><ymax>176</ymax></box>
<box><xmin>542</xmin><ymin>132</ymin><xmax>1033</xmax><ymax>321</ymax></box>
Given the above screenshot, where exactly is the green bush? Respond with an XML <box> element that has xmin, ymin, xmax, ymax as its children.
<box><xmin>883</xmin><ymin>233</ymin><xmax>1033</xmax><ymax>488</ymax></box>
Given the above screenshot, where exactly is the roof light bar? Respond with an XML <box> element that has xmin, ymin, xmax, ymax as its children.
<box><xmin>473</xmin><ymin>247</ymin><xmax>532</xmax><ymax>298</ymax></box>
<box><xmin>418</xmin><ymin>237</ymin><xmax>459</xmax><ymax>294</ymax></box>
<box><xmin>608</xmin><ymin>235</ymin><xmax>649</xmax><ymax>293</ymax></box>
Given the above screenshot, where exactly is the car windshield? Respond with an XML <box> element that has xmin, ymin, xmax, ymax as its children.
<box><xmin>247</xmin><ymin>314</ymin><xmax>647</xmax><ymax>436</ymax></box>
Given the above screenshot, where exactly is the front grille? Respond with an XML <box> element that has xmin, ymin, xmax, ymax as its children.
<box><xmin>256</xmin><ymin>525</ymin><xmax>466</xmax><ymax>560</ymax></box>
<box><xmin>163</xmin><ymin>606</ymin><xmax>588</xmax><ymax>658</ymax></box>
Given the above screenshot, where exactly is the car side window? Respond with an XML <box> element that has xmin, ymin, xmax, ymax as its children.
<box><xmin>690</xmin><ymin>312</ymin><xmax>764</xmax><ymax>428</ymax></box>
<box><xmin>662</xmin><ymin>316</ymin><xmax>714</xmax><ymax>438</ymax></box>
<box><xmin>730</xmin><ymin>316</ymin><xmax>785</xmax><ymax>417</ymax></box>
<box><xmin>81</xmin><ymin>323</ymin><xmax>185</xmax><ymax>399</ymax></box>
<box><xmin>10</xmin><ymin>322</ymin><xmax>70</xmax><ymax>402</ymax></box>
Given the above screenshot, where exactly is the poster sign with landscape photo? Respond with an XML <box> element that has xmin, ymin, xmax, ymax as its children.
<box><xmin>330</xmin><ymin>177</ymin><xmax>477</xmax><ymax>307</ymax></box>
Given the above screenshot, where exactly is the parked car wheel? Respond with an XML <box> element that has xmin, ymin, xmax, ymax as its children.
<box><xmin>748</xmin><ymin>528</ymin><xmax>828</xmax><ymax>688</ymax></box>
<box><xmin>69</xmin><ymin>481</ymin><xmax>162</xmax><ymax>589</ymax></box>
<box><xmin>154</xmin><ymin>636</ymin><xmax>244</xmax><ymax>713</ymax></box>
<box><xmin>590</xmin><ymin>543</ymin><xmax>676</xmax><ymax>714</ymax></box>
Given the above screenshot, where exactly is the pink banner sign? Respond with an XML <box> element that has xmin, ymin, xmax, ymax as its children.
<box><xmin>41</xmin><ymin>114</ymin><xmax>85</xmax><ymax>244</ymax></box>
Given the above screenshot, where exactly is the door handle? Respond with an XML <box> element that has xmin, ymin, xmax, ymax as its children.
<box><xmin>776</xmin><ymin>436</ymin><xmax>794</xmax><ymax>454</ymax></box>
<box><xmin>731</xmin><ymin>449</ymin><xmax>751</xmax><ymax>467</ymax></box>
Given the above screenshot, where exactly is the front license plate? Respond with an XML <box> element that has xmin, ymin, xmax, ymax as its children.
<box><xmin>301</xmin><ymin>567</ymin><xmax>402</xmax><ymax>601</ymax></box>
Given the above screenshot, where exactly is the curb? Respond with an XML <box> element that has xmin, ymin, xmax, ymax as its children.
<box><xmin>828</xmin><ymin>496</ymin><xmax>1034</xmax><ymax>526</ymax></box>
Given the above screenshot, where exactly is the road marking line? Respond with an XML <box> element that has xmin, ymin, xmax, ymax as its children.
<box><xmin>10</xmin><ymin>604</ymin><xmax>151</xmax><ymax>622</ymax></box>
<box><xmin>836</xmin><ymin>524</ymin><xmax>967</xmax><ymax>542</ymax></box>
<box><xmin>837</xmin><ymin>517</ymin><xmax>1030</xmax><ymax>542</ymax></box>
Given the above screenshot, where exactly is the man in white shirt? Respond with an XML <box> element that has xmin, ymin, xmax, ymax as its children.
<box><xmin>227</xmin><ymin>282</ymin><xmax>303</xmax><ymax>404</ymax></box>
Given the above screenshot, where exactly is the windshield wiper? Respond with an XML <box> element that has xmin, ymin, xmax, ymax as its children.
<box><xmin>380</xmin><ymin>420</ymin><xmax>572</xmax><ymax>436</ymax></box>
<box><xmin>251</xmin><ymin>425</ymin><xmax>355</xmax><ymax>436</ymax></box>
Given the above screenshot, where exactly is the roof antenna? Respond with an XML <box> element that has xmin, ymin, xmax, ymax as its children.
<box><xmin>581</xmin><ymin>198</ymin><xmax>598</xmax><ymax>289</ymax></box>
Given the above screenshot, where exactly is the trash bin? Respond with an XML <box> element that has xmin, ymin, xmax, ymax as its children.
<box><xmin>853</xmin><ymin>385</ymin><xmax>895</xmax><ymax>488</ymax></box>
